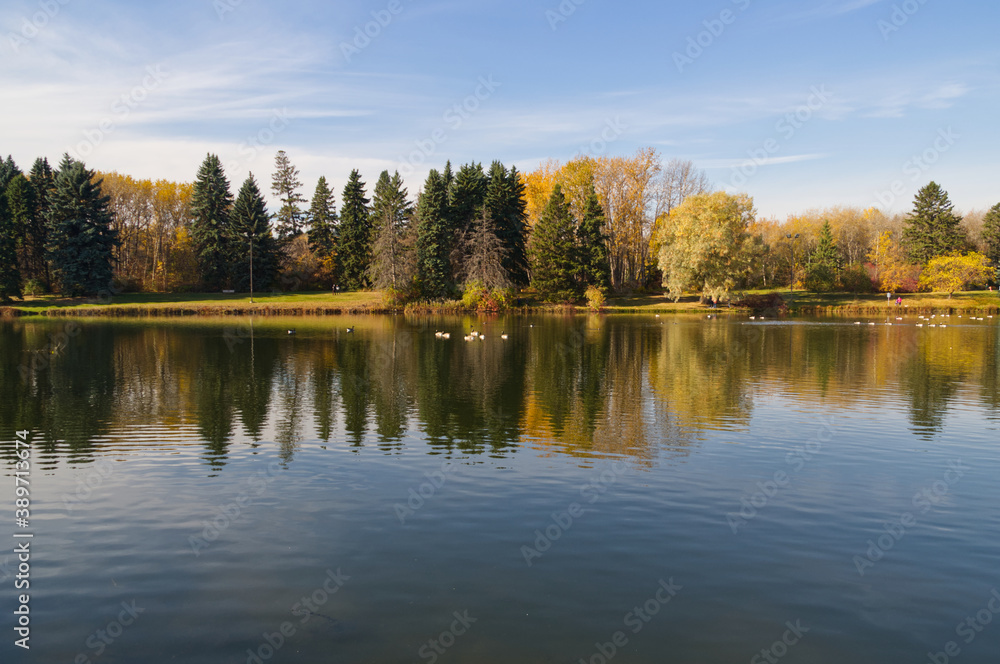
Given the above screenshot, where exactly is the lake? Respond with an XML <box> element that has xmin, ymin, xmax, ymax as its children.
<box><xmin>1</xmin><ymin>313</ymin><xmax>999</xmax><ymax>663</ymax></box>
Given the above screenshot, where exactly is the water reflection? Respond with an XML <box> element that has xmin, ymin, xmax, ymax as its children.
<box><xmin>1</xmin><ymin>315</ymin><xmax>997</xmax><ymax>467</ymax></box>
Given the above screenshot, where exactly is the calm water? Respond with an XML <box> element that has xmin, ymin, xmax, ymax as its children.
<box><xmin>1</xmin><ymin>313</ymin><xmax>999</xmax><ymax>663</ymax></box>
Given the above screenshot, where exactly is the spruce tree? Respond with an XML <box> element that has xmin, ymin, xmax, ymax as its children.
<box><xmin>270</xmin><ymin>150</ymin><xmax>306</xmax><ymax>241</ymax></box>
<box><xmin>0</xmin><ymin>181</ymin><xmax>21</xmax><ymax>301</ymax></box>
<box><xmin>25</xmin><ymin>158</ymin><xmax>54</xmax><ymax>287</ymax></box>
<box><xmin>0</xmin><ymin>155</ymin><xmax>20</xmax><ymax>191</ymax></box>
<box><xmin>368</xmin><ymin>170</ymin><xmax>414</xmax><ymax>291</ymax></box>
<box><xmin>415</xmin><ymin>169</ymin><xmax>452</xmax><ymax>299</ymax></box>
<box><xmin>448</xmin><ymin>162</ymin><xmax>487</xmax><ymax>279</ymax></box>
<box><xmin>337</xmin><ymin>169</ymin><xmax>371</xmax><ymax>290</ymax></box>
<box><xmin>5</xmin><ymin>175</ymin><xmax>34</xmax><ymax>294</ymax></box>
<box><xmin>902</xmin><ymin>182</ymin><xmax>965</xmax><ymax>264</ymax></box>
<box><xmin>307</xmin><ymin>176</ymin><xmax>338</xmax><ymax>260</ymax></box>
<box><xmin>190</xmin><ymin>154</ymin><xmax>234</xmax><ymax>290</ymax></box>
<box><xmin>449</xmin><ymin>162</ymin><xmax>487</xmax><ymax>232</ymax></box>
<box><xmin>983</xmin><ymin>203</ymin><xmax>1000</xmax><ymax>272</ymax></box>
<box><xmin>45</xmin><ymin>155</ymin><xmax>119</xmax><ymax>296</ymax></box>
<box><xmin>805</xmin><ymin>220</ymin><xmax>839</xmax><ymax>291</ymax></box>
<box><xmin>529</xmin><ymin>185</ymin><xmax>578</xmax><ymax>302</ymax></box>
<box><xmin>576</xmin><ymin>185</ymin><xmax>611</xmax><ymax>290</ymax></box>
<box><xmin>463</xmin><ymin>210</ymin><xmax>510</xmax><ymax>290</ymax></box>
<box><xmin>485</xmin><ymin>162</ymin><xmax>529</xmax><ymax>287</ymax></box>
<box><xmin>229</xmin><ymin>174</ymin><xmax>279</xmax><ymax>292</ymax></box>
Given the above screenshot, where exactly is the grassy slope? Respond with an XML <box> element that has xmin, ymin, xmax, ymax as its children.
<box><xmin>1</xmin><ymin>288</ymin><xmax>997</xmax><ymax>317</ymax></box>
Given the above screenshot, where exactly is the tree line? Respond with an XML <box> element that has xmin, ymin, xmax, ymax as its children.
<box><xmin>1</xmin><ymin>147</ymin><xmax>998</xmax><ymax>303</ymax></box>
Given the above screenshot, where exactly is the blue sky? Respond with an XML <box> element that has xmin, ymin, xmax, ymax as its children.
<box><xmin>2</xmin><ymin>0</ymin><xmax>998</xmax><ymax>219</ymax></box>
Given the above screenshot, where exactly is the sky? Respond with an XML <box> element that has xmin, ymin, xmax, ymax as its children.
<box><xmin>1</xmin><ymin>0</ymin><xmax>998</xmax><ymax>220</ymax></box>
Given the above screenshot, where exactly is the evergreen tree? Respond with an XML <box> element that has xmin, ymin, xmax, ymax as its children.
<box><xmin>449</xmin><ymin>162</ymin><xmax>487</xmax><ymax>231</ymax></box>
<box><xmin>415</xmin><ymin>169</ymin><xmax>452</xmax><ymax>299</ymax></box>
<box><xmin>485</xmin><ymin>162</ymin><xmax>529</xmax><ymax>287</ymax></box>
<box><xmin>805</xmin><ymin>220</ymin><xmax>839</xmax><ymax>291</ymax></box>
<box><xmin>463</xmin><ymin>210</ymin><xmax>510</xmax><ymax>290</ymax></box>
<box><xmin>576</xmin><ymin>185</ymin><xmax>611</xmax><ymax>290</ymax></box>
<box><xmin>229</xmin><ymin>174</ymin><xmax>279</xmax><ymax>292</ymax></box>
<box><xmin>902</xmin><ymin>182</ymin><xmax>965</xmax><ymax>264</ymax></box>
<box><xmin>529</xmin><ymin>185</ymin><xmax>578</xmax><ymax>302</ymax></box>
<box><xmin>983</xmin><ymin>203</ymin><xmax>1000</xmax><ymax>273</ymax></box>
<box><xmin>5</xmin><ymin>175</ymin><xmax>35</xmax><ymax>292</ymax></box>
<box><xmin>45</xmin><ymin>155</ymin><xmax>119</xmax><ymax>296</ymax></box>
<box><xmin>270</xmin><ymin>150</ymin><xmax>306</xmax><ymax>241</ymax></box>
<box><xmin>368</xmin><ymin>170</ymin><xmax>415</xmax><ymax>291</ymax></box>
<box><xmin>0</xmin><ymin>179</ymin><xmax>20</xmax><ymax>301</ymax></box>
<box><xmin>0</xmin><ymin>155</ymin><xmax>20</xmax><ymax>191</ymax></box>
<box><xmin>307</xmin><ymin>176</ymin><xmax>338</xmax><ymax>259</ymax></box>
<box><xmin>25</xmin><ymin>158</ymin><xmax>54</xmax><ymax>287</ymax></box>
<box><xmin>338</xmin><ymin>170</ymin><xmax>371</xmax><ymax>290</ymax></box>
<box><xmin>442</xmin><ymin>160</ymin><xmax>455</xmax><ymax>196</ymax></box>
<box><xmin>190</xmin><ymin>154</ymin><xmax>234</xmax><ymax>290</ymax></box>
<box><xmin>448</xmin><ymin>162</ymin><xmax>487</xmax><ymax>278</ymax></box>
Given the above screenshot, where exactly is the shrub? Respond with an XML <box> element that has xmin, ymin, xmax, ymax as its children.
<box><xmin>733</xmin><ymin>293</ymin><xmax>787</xmax><ymax>314</ymax></box>
<box><xmin>839</xmin><ymin>264</ymin><xmax>875</xmax><ymax>293</ymax></box>
<box><xmin>804</xmin><ymin>264</ymin><xmax>838</xmax><ymax>292</ymax></box>
<box><xmin>462</xmin><ymin>281</ymin><xmax>514</xmax><ymax>311</ymax></box>
<box><xmin>584</xmin><ymin>285</ymin><xmax>606</xmax><ymax>312</ymax></box>
<box><xmin>22</xmin><ymin>278</ymin><xmax>47</xmax><ymax>296</ymax></box>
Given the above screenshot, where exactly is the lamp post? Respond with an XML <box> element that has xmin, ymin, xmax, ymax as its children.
<box><xmin>248</xmin><ymin>233</ymin><xmax>254</xmax><ymax>304</ymax></box>
<box><xmin>786</xmin><ymin>233</ymin><xmax>800</xmax><ymax>295</ymax></box>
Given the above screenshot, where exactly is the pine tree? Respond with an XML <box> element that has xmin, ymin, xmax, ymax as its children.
<box><xmin>902</xmin><ymin>182</ymin><xmax>965</xmax><ymax>264</ymax></box>
<box><xmin>0</xmin><ymin>179</ymin><xmax>21</xmax><ymax>301</ymax></box>
<box><xmin>463</xmin><ymin>210</ymin><xmax>510</xmax><ymax>290</ymax></box>
<box><xmin>5</xmin><ymin>175</ymin><xmax>34</xmax><ymax>293</ymax></box>
<box><xmin>415</xmin><ymin>169</ymin><xmax>452</xmax><ymax>299</ymax></box>
<box><xmin>25</xmin><ymin>158</ymin><xmax>54</xmax><ymax>288</ymax></box>
<box><xmin>576</xmin><ymin>185</ymin><xmax>611</xmax><ymax>290</ymax></box>
<box><xmin>229</xmin><ymin>174</ymin><xmax>279</xmax><ymax>293</ymax></box>
<box><xmin>983</xmin><ymin>203</ymin><xmax>1000</xmax><ymax>272</ymax></box>
<box><xmin>307</xmin><ymin>176</ymin><xmax>338</xmax><ymax>260</ymax></box>
<box><xmin>449</xmin><ymin>162</ymin><xmax>487</xmax><ymax>232</ymax></box>
<box><xmin>45</xmin><ymin>155</ymin><xmax>119</xmax><ymax>296</ymax></box>
<box><xmin>337</xmin><ymin>170</ymin><xmax>371</xmax><ymax>290</ymax></box>
<box><xmin>190</xmin><ymin>154</ymin><xmax>234</xmax><ymax>290</ymax></box>
<box><xmin>368</xmin><ymin>170</ymin><xmax>415</xmax><ymax>291</ymax></box>
<box><xmin>0</xmin><ymin>155</ymin><xmax>20</xmax><ymax>191</ymax></box>
<box><xmin>448</xmin><ymin>162</ymin><xmax>487</xmax><ymax>279</ymax></box>
<box><xmin>270</xmin><ymin>150</ymin><xmax>306</xmax><ymax>241</ymax></box>
<box><xmin>485</xmin><ymin>162</ymin><xmax>529</xmax><ymax>287</ymax></box>
<box><xmin>529</xmin><ymin>185</ymin><xmax>578</xmax><ymax>302</ymax></box>
<box><xmin>442</xmin><ymin>160</ymin><xmax>455</xmax><ymax>196</ymax></box>
<box><xmin>805</xmin><ymin>220</ymin><xmax>839</xmax><ymax>291</ymax></box>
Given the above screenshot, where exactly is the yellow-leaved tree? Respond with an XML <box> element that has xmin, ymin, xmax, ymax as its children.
<box><xmin>918</xmin><ymin>253</ymin><xmax>994</xmax><ymax>297</ymax></box>
<box><xmin>868</xmin><ymin>229</ymin><xmax>922</xmax><ymax>293</ymax></box>
<box><xmin>656</xmin><ymin>191</ymin><xmax>756</xmax><ymax>302</ymax></box>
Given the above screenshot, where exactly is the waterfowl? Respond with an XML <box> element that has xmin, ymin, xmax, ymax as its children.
<box><xmin>441</xmin><ymin>333</ymin><xmax>450</xmax><ymax>339</ymax></box>
<box><xmin>500</xmin><ymin>332</ymin><xmax>508</xmax><ymax>340</ymax></box>
<box><xmin>346</xmin><ymin>327</ymin><xmax>354</xmax><ymax>333</ymax></box>
<box><xmin>287</xmin><ymin>329</ymin><xmax>296</xmax><ymax>335</ymax></box>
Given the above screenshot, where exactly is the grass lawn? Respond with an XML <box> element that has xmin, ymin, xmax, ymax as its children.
<box><xmin>1</xmin><ymin>288</ymin><xmax>997</xmax><ymax>317</ymax></box>
<box><xmin>6</xmin><ymin>290</ymin><xmax>384</xmax><ymax>314</ymax></box>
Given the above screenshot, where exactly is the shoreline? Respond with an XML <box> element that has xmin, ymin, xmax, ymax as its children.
<box><xmin>3</xmin><ymin>299</ymin><xmax>999</xmax><ymax>319</ymax></box>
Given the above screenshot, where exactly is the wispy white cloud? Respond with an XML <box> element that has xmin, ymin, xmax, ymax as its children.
<box><xmin>700</xmin><ymin>154</ymin><xmax>829</xmax><ymax>170</ymax></box>
<box><xmin>865</xmin><ymin>82</ymin><xmax>970</xmax><ymax>118</ymax></box>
